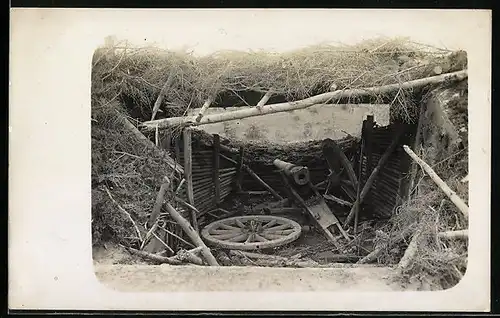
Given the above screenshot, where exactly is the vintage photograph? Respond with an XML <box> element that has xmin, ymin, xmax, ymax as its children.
<box><xmin>90</xmin><ymin>34</ymin><xmax>469</xmax><ymax>292</ymax></box>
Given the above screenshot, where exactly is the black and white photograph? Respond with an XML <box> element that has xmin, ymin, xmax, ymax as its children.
<box><xmin>9</xmin><ymin>9</ymin><xmax>491</xmax><ymax>312</ymax></box>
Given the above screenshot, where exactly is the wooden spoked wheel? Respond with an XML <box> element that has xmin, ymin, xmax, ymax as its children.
<box><xmin>201</xmin><ymin>215</ymin><xmax>302</xmax><ymax>251</ymax></box>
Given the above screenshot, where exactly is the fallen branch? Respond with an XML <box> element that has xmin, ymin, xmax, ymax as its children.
<box><xmin>242</xmin><ymin>164</ymin><xmax>283</xmax><ymax>200</ymax></box>
<box><xmin>148</xmin><ymin>176</ymin><xmax>171</xmax><ymax>228</ymax></box>
<box><xmin>123</xmin><ymin>246</ymin><xmax>203</xmax><ymax>265</ymax></box>
<box><xmin>256</xmin><ymin>90</ymin><xmax>273</xmax><ymax>111</ymax></box>
<box><xmin>397</xmin><ymin>230</ymin><xmax>422</xmax><ymax>271</ymax></box>
<box><xmin>118</xmin><ymin>111</ymin><xmax>183</xmax><ymax>175</ymax></box>
<box><xmin>103</xmin><ymin>186</ymin><xmax>143</xmax><ymax>242</ymax></box>
<box><xmin>165</xmin><ymin>203</ymin><xmax>219</xmax><ymax>266</ymax></box>
<box><xmin>323</xmin><ymin>194</ymin><xmax>353</xmax><ymax>207</ymax></box>
<box><xmin>194</xmin><ymin>97</ymin><xmax>214</xmax><ymax>123</ymax></box>
<box><xmin>151</xmin><ymin>73</ymin><xmax>175</xmax><ymax>121</ymax></box>
<box><xmin>174</xmin><ymin>196</ymin><xmax>201</xmax><ymax>215</ymax></box>
<box><xmin>229</xmin><ymin>250</ymin><xmax>320</xmax><ymax>268</ymax></box>
<box><xmin>142</xmin><ymin>70</ymin><xmax>468</xmax><ymax>130</ymax></box>
<box><xmin>438</xmin><ymin>230</ymin><xmax>468</xmax><ymax>240</ymax></box>
<box><xmin>403</xmin><ymin>145</ymin><xmax>469</xmax><ymax>219</ymax></box>
<box><xmin>122</xmin><ymin>246</ymin><xmax>183</xmax><ymax>265</ymax></box>
<box><xmin>175</xmin><ymin>249</ymin><xmax>204</xmax><ymax>265</ymax></box>
<box><xmin>358</xmin><ymin>227</ymin><xmax>414</xmax><ymax>264</ymax></box>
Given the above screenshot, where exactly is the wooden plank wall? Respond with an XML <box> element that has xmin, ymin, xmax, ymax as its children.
<box><xmin>172</xmin><ymin>134</ymin><xmax>239</xmax><ymax>216</ymax></box>
<box><xmin>359</xmin><ymin>123</ymin><xmax>416</xmax><ymax>219</ymax></box>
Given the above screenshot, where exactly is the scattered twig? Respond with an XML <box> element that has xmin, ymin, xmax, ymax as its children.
<box><xmin>103</xmin><ymin>186</ymin><xmax>143</xmax><ymax>242</ymax></box>
<box><xmin>403</xmin><ymin>145</ymin><xmax>469</xmax><ymax>219</ymax></box>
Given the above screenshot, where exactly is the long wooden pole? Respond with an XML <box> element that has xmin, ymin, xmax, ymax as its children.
<box><xmin>195</xmin><ymin>97</ymin><xmax>214</xmax><ymax>123</ymax></box>
<box><xmin>151</xmin><ymin>73</ymin><xmax>175</xmax><ymax>121</ymax></box>
<box><xmin>235</xmin><ymin>146</ymin><xmax>245</xmax><ymax>192</ymax></box>
<box><xmin>256</xmin><ymin>90</ymin><xmax>273</xmax><ymax>111</ymax></box>
<box><xmin>148</xmin><ymin>176</ymin><xmax>171</xmax><ymax>228</ymax></box>
<box><xmin>403</xmin><ymin>145</ymin><xmax>469</xmax><ymax>219</ymax></box>
<box><xmin>353</xmin><ymin>136</ymin><xmax>365</xmax><ymax>234</ymax></box>
<box><xmin>142</xmin><ymin>70</ymin><xmax>468</xmax><ymax>130</ymax></box>
<box><xmin>118</xmin><ymin>112</ymin><xmax>183</xmax><ymax>174</ymax></box>
<box><xmin>183</xmin><ymin>127</ymin><xmax>198</xmax><ymax>231</ymax></box>
<box><xmin>344</xmin><ymin>128</ymin><xmax>405</xmax><ymax>226</ymax></box>
<box><xmin>213</xmin><ymin>134</ymin><xmax>221</xmax><ymax>205</ymax></box>
<box><xmin>243</xmin><ymin>164</ymin><xmax>283</xmax><ymax>200</ymax></box>
<box><xmin>164</xmin><ymin>203</ymin><xmax>219</xmax><ymax>266</ymax></box>
<box><xmin>438</xmin><ymin>229</ymin><xmax>468</xmax><ymax>240</ymax></box>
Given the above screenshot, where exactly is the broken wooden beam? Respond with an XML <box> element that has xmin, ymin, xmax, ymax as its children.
<box><xmin>242</xmin><ymin>164</ymin><xmax>283</xmax><ymax>200</ymax></box>
<box><xmin>322</xmin><ymin>138</ymin><xmax>358</xmax><ymax>189</ymax></box>
<box><xmin>256</xmin><ymin>90</ymin><xmax>273</xmax><ymax>111</ymax></box>
<box><xmin>151</xmin><ymin>73</ymin><xmax>175</xmax><ymax>121</ymax></box>
<box><xmin>323</xmin><ymin>194</ymin><xmax>353</xmax><ymax>207</ymax></box>
<box><xmin>195</xmin><ymin>97</ymin><xmax>214</xmax><ymax>123</ymax></box>
<box><xmin>142</xmin><ymin>70</ymin><xmax>468</xmax><ymax>130</ymax></box>
<box><xmin>149</xmin><ymin>176</ymin><xmax>171</xmax><ymax>227</ymax></box>
<box><xmin>165</xmin><ymin>203</ymin><xmax>219</xmax><ymax>266</ymax></box>
<box><xmin>118</xmin><ymin>112</ymin><xmax>183</xmax><ymax>175</ymax></box>
<box><xmin>403</xmin><ymin>145</ymin><xmax>469</xmax><ymax>219</ymax></box>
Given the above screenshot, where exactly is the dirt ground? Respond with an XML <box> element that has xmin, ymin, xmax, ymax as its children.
<box><xmin>93</xmin><ymin>243</ymin><xmax>412</xmax><ymax>292</ymax></box>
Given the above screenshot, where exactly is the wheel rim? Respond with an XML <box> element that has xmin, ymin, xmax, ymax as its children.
<box><xmin>201</xmin><ymin>215</ymin><xmax>302</xmax><ymax>250</ymax></box>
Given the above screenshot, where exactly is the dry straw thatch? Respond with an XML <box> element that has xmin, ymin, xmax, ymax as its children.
<box><xmin>91</xmin><ymin>37</ymin><xmax>467</xmax><ymax>123</ymax></box>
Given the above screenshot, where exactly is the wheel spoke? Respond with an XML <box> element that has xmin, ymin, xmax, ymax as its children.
<box><xmin>245</xmin><ymin>233</ymin><xmax>255</xmax><ymax>243</ymax></box>
<box><xmin>227</xmin><ymin>233</ymin><xmax>249</xmax><ymax>242</ymax></box>
<box><xmin>212</xmin><ymin>231</ymin><xmax>244</xmax><ymax>240</ymax></box>
<box><xmin>209</xmin><ymin>229</ymin><xmax>240</xmax><ymax>235</ymax></box>
<box><xmin>262</xmin><ymin>219</ymin><xmax>278</xmax><ymax>229</ymax></box>
<box><xmin>235</xmin><ymin>219</ymin><xmax>246</xmax><ymax>228</ymax></box>
<box><xmin>263</xmin><ymin>229</ymin><xmax>295</xmax><ymax>235</ymax></box>
<box><xmin>219</xmin><ymin>224</ymin><xmax>241</xmax><ymax>231</ymax></box>
<box><xmin>261</xmin><ymin>233</ymin><xmax>284</xmax><ymax>240</ymax></box>
<box><xmin>254</xmin><ymin>234</ymin><xmax>269</xmax><ymax>242</ymax></box>
<box><xmin>264</xmin><ymin>224</ymin><xmax>292</xmax><ymax>231</ymax></box>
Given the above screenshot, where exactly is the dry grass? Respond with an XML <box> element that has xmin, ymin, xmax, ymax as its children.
<box><xmin>371</xmin><ymin>144</ymin><xmax>468</xmax><ymax>289</ymax></box>
<box><xmin>92</xmin><ymin>37</ymin><xmax>466</xmax><ymax>125</ymax></box>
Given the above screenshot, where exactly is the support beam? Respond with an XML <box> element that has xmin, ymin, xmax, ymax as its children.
<box><xmin>195</xmin><ymin>97</ymin><xmax>214</xmax><ymax>123</ymax></box>
<box><xmin>403</xmin><ymin>145</ymin><xmax>469</xmax><ymax>219</ymax></box>
<box><xmin>142</xmin><ymin>70</ymin><xmax>468</xmax><ymax>130</ymax></box>
<box><xmin>165</xmin><ymin>203</ymin><xmax>219</xmax><ymax>266</ymax></box>
<box><xmin>243</xmin><ymin>164</ymin><xmax>283</xmax><ymax>201</ymax></box>
<box><xmin>148</xmin><ymin>176</ymin><xmax>171</xmax><ymax>228</ymax></box>
<box><xmin>256</xmin><ymin>90</ymin><xmax>273</xmax><ymax>111</ymax></box>
<box><xmin>235</xmin><ymin>146</ymin><xmax>245</xmax><ymax>192</ymax></box>
<box><xmin>353</xmin><ymin>136</ymin><xmax>365</xmax><ymax>234</ymax></box>
<box><xmin>213</xmin><ymin>134</ymin><xmax>221</xmax><ymax>205</ymax></box>
<box><xmin>151</xmin><ymin>73</ymin><xmax>175</xmax><ymax>121</ymax></box>
<box><xmin>183</xmin><ymin>128</ymin><xmax>198</xmax><ymax>232</ymax></box>
<box><xmin>117</xmin><ymin>111</ymin><xmax>183</xmax><ymax>175</ymax></box>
